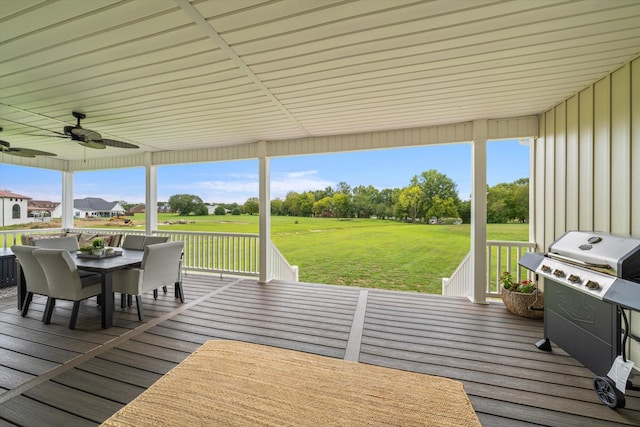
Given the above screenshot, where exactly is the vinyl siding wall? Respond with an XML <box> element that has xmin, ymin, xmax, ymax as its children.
<box><xmin>533</xmin><ymin>56</ymin><xmax>640</xmax><ymax>366</ymax></box>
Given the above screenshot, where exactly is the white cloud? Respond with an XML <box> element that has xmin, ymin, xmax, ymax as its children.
<box><xmin>271</xmin><ymin>177</ymin><xmax>335</xmax><ymax>197</ymax></box>
<box><xmin>156</xmin><ymin>170</ymin><xmax>335</xmax><ymax>204</ymax></box>
<box><xmin>284</xmin><ymin>170</ymin><xmax>318</xmax><ymax>179</ymax></box>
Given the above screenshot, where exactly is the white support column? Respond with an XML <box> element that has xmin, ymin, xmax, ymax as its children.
<box><xmin>61</xmin><ymin>171</ymin><xmax>74</xmax><ymax>230</ymax></box>
<box><xmin>258</xmin><ymin>141</ymin><xmax>272</xmax><ymax>283</ymax></box>
<box><xmin>145</xmin><ymin>162</ymin><xmax>158</xmax><ymax>234</ymax></box>
<box><xmin>528</xmin><ymin>138</ymin><xmax>537</xmax><ymax>245</ymax></box>
<box><xmin>470</xmin><ymin>120</ymin><xmax>488</xmax><ymax>304</ymax></box>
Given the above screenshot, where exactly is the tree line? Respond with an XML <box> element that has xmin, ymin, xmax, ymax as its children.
<box><xmin>161</xmin><ymin>170</ymin><xmax>529</xmax><ymax>224</ymax></box>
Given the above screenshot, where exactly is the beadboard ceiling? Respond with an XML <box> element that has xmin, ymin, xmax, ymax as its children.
<box><xmin>1</xmin><ymin>0</ymin><xmax>639</xmax><ymax>164</ymax></box>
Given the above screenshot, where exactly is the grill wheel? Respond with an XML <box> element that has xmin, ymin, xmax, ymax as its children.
<box><xmin>593</xmin><ymin>376</ymin><xmax>626</xmax><ymax>408</ymax></box>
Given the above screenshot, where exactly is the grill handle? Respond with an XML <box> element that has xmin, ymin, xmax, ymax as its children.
<box><xmin>546</xmin><ymin>253</ymin><xmax>611</xmax><ymax>270</ymax></box>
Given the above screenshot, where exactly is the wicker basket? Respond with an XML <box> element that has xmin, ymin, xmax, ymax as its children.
<box><xmin>501</xmin><ymin>286</ymin><xmax>544</xmax><ymax>318</ymax></box>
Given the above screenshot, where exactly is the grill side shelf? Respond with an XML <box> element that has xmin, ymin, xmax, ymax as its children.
<box><xmin>518</xmin><ymin>251</ymin><xmax>545</xmax><ymax>272</ymax></box>
<box><xmin>603</xmin><ymin>278</ymin><xmax>640</xmax><ymax>311</ymax></box>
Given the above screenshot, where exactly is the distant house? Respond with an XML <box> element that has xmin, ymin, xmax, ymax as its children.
<box><xmin>28</xmin><ymin>200</ymin><xmax>59</xmax><ymax>218</ymax></box>
<box><xmin>125</xmin><ymin>204</ymin><xmax>172</xmax><ymax>214</ymax></box>
<box><xmin>208</xmin><ymin>205</ymin><xmax>230</xmax><ymax>215</ymax></box>
<box><xmin>51</xmin><ymin>197</ymin><xmax>126</xmax><ymax>219</ymax></box>
<box><xmin>0</xmin><ymin>190</ymin><xmax>31</xmax><ymax>227</ymax></box>
<box><xmin>128</xmin><ymin>204</ymin><xmax>146</xmax><ymax>214</ymax></box>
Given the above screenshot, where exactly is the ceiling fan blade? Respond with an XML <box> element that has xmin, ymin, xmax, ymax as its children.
<box><xmin>99</xmin><ymin>138</ymin><xmax>139</xmax><ymax>149</ymax></box>
<box><xmin>0</xmin><ymin>139</ymin><xmax>56</xmax><ymax>157</ymax></box>
<box><xmin>23</xmin><ymin>131</ymin><xmax>67</xmax><ymax>138</ymax></box>
<box><xmin>12</xmin><ymin>147</ymin><xmax>57</xmax><ymax>157</ymax></box>
<box><xmin>75</xmin><ymin>140</ymin><xmax>106</xmax><ymax>149</ymax></box>
<box><xmin>4</xmin><ymin>149</ymin><xmax>37</xmax><ymax>158</ymax></box>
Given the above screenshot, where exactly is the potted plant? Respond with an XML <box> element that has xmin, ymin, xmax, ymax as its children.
<box><xmin>500</xmin><ymin>271</ymin><xmax>544</xmax><ymax>318</ymax></box>
<box><xmin>79</xmin><ymin>245</ymin><xmax>93</xmax><ymax>254</ymax></box>
<box><xmin>92</xmin><ymin>238</ymin><xmax>105</xmax><ymax>255</ymax></box>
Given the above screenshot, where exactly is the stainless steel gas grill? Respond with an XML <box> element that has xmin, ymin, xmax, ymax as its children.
<box><xmin>519</xmin><ymin>231</ymin><xmax>640</xmax><ymax>408</ymax></box>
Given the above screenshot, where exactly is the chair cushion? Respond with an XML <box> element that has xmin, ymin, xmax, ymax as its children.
<box><xmin>21</xmin><ymin>233</ymin><xmax>67</xmax><ymax>246</ymax></box>
<box><xmin>95</xmin><ymin>234</ymin><xmax>116</xmax><ymax>247</ymax></box>
<box><xmin>78</xmin><ymin>233</ymin><xmax>97</xmax><ymax>247</ymax></box>
<box><xmin>80</xmin><ymin>273</ymin><xmax>102</xmax><ymax>288</ymax></box>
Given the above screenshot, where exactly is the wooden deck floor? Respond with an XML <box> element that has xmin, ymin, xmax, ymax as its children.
<box><xmin>1</xmin><ymin>274</ymin><xmax>639</xmax><ymax>426</ymax></box>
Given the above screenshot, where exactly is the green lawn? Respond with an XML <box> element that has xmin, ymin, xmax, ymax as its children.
<box><xmin>16</xmin><ymin>214</ymin><xmax>524</xmax><ymax>293</ymax></box>
<box><xmin>144</xmin><ymin>214</ymin><xmax>528</xmax><ymax>293</ymax></box>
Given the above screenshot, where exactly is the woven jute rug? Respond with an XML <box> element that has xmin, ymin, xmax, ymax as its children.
<box><xmin>101</xmin><ymin>340</ymin><xmax>481</xmax><ymax>427</ymax></box>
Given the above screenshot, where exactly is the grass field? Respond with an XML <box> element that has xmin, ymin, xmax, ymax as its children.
<box><xmin>148</xmin><ymin>214</ymin><xmax>528</xmax><ymax>293</ymax></box>
<box><xmin>7</xmin><ymin>214</ymin><xmax>529</xmax><ymax>294</ymax></box>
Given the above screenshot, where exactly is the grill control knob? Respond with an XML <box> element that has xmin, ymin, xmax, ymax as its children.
<box><xmin>541</xmin><ymin>265</ymin><xmax>551</xmax><ymax>273</ymax></box>
<box><xmin>553</xmin><ymin>269</ymin><xmax>565</xmax><ymax>278</ymax></box>
<box><xmin>586</xmin><ymin>280</ymin><xmax>600</xmax><ymax>291</ymax></box>
<box><xmin>568</xmin><ymin>274</ymin><xmax>581</xmax><ymax>283</ymax></box>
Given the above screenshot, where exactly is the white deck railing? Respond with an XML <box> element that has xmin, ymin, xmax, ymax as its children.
<box><xmin>442</xmin><ymin>240</ymin><xmax>537</xmax><ymax>299</ymax></box>
<box><xmin>268</xmin><ymin>243</ymin><xmax>299</xmax><ymax>282</ymax></box>
<box><xmin>3</xmin><ymin>228</ymin><xmax>529</xmax><ymax>292</ymax></box>
<box><xmin>441</xmin><ymin>252</ymin><xmax>472</xmax><ymax>298</ymax></box>
<box><xmin>151</xmin><ymin>230</ymin><xmax>260</xmax><ymax>276</ymax></box>
<box><xmin>1</xmin><ymin>228</ymin><xmax>298</xmax><ymax>281</ymax></box>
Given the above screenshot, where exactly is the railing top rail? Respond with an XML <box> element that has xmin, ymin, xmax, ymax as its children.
<box><xmin>2</xmin><ymin>227</ymin><xmax>260</xmax><ymax>240</ymax></box>
<box><xmin>66</xmin><ymin>227</ymin><xmax>135</xmax><ymax>232</ymax></box>
<box><xmin>487</xmin><ymin>240</ymin><xmax>536</xmax><ymax>247</ymax></box>
<box><xmin>152</xmin><ymin>230</ymin><xmax>259</xmax><ymax>238</ymax></box>
<box><xmin>269</xmin><ymin>243</ymin><xmax>287</xmax><ymax>258</ymax></box>
<box><xmin>0</xmin><ymin>228</ymin><xmax>64</xmax><ymax>234</ymax></box>
<box><xmin>64</xmin><ymin>228</ymin><xmax>260</xmax><ymax>238</ymax></box>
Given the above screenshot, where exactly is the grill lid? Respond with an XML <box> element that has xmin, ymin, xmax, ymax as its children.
<box><xmin>548</xmin><ymin>231</ymin><xmax>640</xmax><ymax>279</ymax></box>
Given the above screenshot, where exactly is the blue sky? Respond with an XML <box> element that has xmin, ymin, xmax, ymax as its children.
<box><xmin>0</xmin><ymin>139</ymin><xmax>529</xmax><ymax>205</ymax></box>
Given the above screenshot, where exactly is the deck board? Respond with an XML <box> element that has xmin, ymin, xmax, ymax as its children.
<box><xmin>1</xmin><ymin>275</ymin><xmax>639</xmax><ymax>426</ymax></box>
<box><xmin>75</xmin><ymin>358</ymin><xmax>163</xmax><ymax>388</ymax></box>
<box><xmin>1</xmin><ymin>395</ymin><xmax>96</xmax><ymax>426</ymax></box>
<box><xmin>24</xmin><ymin>381</ymin><xmax>123</xmax><ymax>424</ymax></box>
<box><xmin>52</xmin><ymin>369</ymin><xmax>146</xmax><ymax>404</ymax></box>
<box><xmin>95</xmin><ymin>348</ymin><xmax>177</xmax><ymax>375</ymax></box>
<box><xmin>0</xmin><ymin>349</ymin><xmax>58</xmax><ymax>375</ymax></box>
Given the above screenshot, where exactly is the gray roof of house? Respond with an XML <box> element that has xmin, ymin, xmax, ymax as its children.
<box><xmin>74</xmin><ymin>197</ymin><xmax>119</xmax><ymax>211</ymax></box>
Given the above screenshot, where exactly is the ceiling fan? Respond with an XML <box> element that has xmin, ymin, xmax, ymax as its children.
<box><xmin>0</xmin><ymin>127</ymin><xmax>57</xmax><ymax>157</ymax></box>
<box><xmin>50</xmin><ymin>111</ymin><xmax>139</xmax><ymax>150</ymax></box>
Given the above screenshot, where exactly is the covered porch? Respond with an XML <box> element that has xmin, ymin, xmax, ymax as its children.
<box><xmin>2</xmin><ymin>1</ymin><xmax>640</xmax><ymax>424</ymax></box>
<box><xmin>1</xmin><ymin>273</ymin><xmax>639</xmax><ymax>426</ymax></box>
<box><xmin>2</xmin><ymin>0</ymin><xmax>638</xmax><ymax>299</ymax></box>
